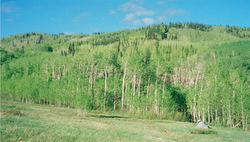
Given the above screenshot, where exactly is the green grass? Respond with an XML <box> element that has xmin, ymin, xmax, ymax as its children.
<box><xmin>1</xmin><ymin>99</ymin><xmax>249</xmax><ymax>142</ymax></box>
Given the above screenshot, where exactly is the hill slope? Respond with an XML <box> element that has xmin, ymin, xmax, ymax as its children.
<box><xmin>1</xmin><ymin>23</ymin><xmax>250</xmax><ymax>130</ymax></box>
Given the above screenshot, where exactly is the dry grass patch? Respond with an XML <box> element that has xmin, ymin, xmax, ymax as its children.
<box><xmin>2</xmin><ymin>108</ymin><xmax>28</xmax><ymax>116</ymax></box>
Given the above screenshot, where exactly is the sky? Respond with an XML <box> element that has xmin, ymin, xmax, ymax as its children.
<box><xmin>1</xmin><ymin>0</ymin><xmax>250</xmax><ymax>37</ymax></box>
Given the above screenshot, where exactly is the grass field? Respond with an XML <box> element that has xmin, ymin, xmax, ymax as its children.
<box><xmin>1</xmin><ymin>99</ymin><xmax>249</xmax><ymax>142</ymax></box>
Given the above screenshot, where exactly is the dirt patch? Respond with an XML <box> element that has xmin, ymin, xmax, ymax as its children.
<box><xmin>144</xmin><ymin>121</ymin><xmax>161</xmax><ymax>134</ymax></box>
<box><xmin>136</xmin><ymin>120</ymin><xmax>162</xmax><ymax>134</ymax></box>
<box><xmin>91</xmin><ymin>121</ymin><xmax>110</xmax><ymax>130</ymax></box>
<box><xmin>0</xmin><ymin>112</ymin><xmax>4</xmax><ymax>118</ymax></box>
<box><xmin>164</xmin><ymin>129</ymin><xmax>171</xmax><ymax>133</ymax></box>
<box><xmin>144</xmin><ymin>135</ymin><xmax>165</xmax><ymax>142</ymax></box>
<box><xmin>156</xmin><ymin>137</ymin><xmax>165</xmax><ymax>141</ymax></box>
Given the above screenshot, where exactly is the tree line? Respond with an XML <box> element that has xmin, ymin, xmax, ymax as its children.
<box><xmin>1</xmin><ymin>23</ymin><xmax>249</xmax><ymax>130</ymax></box>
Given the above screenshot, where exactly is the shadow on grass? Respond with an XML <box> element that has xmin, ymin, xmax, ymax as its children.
<box><xmin>89</xmin><ymin>114</ymin><xmax>128</xmax><ymax>119</ymax></box>
<box><xmin>189</xmin><ymin>129</ymin><xmax>217</xmax><ymax>134</ymax></box>
<box><xmin>0</xmin><ymin>105</ymin><xmax>32</xmax><ymax>111</ymax></box>
<box><xmin>0</xmin><ymin>105</ymin><xmax>16</xmax><ymax>109</ymax></box>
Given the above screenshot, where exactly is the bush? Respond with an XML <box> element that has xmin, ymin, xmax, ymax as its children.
<box><xmin>45</xmin><ymin>46</ymin><xmax>53</xmax><ymax>52</ymax></box>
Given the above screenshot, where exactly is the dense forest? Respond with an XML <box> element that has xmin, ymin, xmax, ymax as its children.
<box><xmin>1</xmin><ymin>23</ymin><xmax>250</xmax><ymax>130</ymax></box>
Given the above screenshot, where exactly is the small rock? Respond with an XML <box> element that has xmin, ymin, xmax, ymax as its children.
<box><xmin>196</xmin><ymin>120</ymin><xmax>210</xmax><ymax>129</ymax></box>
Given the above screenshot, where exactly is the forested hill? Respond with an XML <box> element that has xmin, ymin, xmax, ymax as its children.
<box><xmin>1</xmin><ymin>23</ymin><xmax>250</xmax><ymax>130</ymax></box>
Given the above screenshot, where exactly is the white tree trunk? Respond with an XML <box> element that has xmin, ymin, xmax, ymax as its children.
<box><xmin>104</xmin><ymin>67</ymin><xmax>107</xmax><ymax>112</ymax></box>
<box><xmin>146</xmin><ymin>76</ymin><xmax>150</xmax><ymax>111</ymax></box>
<box><xmin>121</xmin><ymin>62</ymin><xmax>127</xmax><ymax>110</ymax></box>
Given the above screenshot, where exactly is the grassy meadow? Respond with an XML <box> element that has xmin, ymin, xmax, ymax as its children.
<box><xmin>1</xmin><ymin>99</ymin><xmax>249</xmax><ymax>142</ymax></box>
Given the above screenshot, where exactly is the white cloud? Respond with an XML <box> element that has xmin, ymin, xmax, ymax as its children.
<box><xmin>5</xmin><ymin>19</ymin><xmax>13</xmax><ymax>22</ymax></box>
<box><xmin>1</xmin><ymin>1</ymin><xmax>17</xmax><ymax>13</ymax></box>
<box><xmin>142</xmin><ymin>18</ymin><xmax>155</xmax><ymax>25</ymax></box>
<box><xmin>156</xmin><ymin>16</ymin><xmax>167</xmax><ymax>22</ymax></box>
<box><xmin>119</xmin><ymin>1</ymin><xmax>187</xmax><ymax>26</ymax></box>
<box><xmin>131</xmin><ymin>0</ymin><xmax>144</xmax><ymax>4</ymax></box>
<box><xmin>109</xmin><ymin>10</ymin><xmax>116</xmax><ymax>15</ymax></box>
<box><xmin>119</xmin><ymin>2</ymin><xmax>155</xmax><ymax>16</ymax></box>
<box><xmin>64</xmin><ymin>31</ymin><xmax>75</xmax><ymax>35</ymax></box>
<box><xmin>122</xmin><ymin>13</ymin><xmax>136</xmax><ymax>22</ymax></box>
<box><xmin>1</xmin><ymin>6</ymin><xmax>12</xmax><ymax>13</ymax></box>
<box><xmin>92</xmin><ymin>28</ymin><xmax>100</xmax><ymax>33</ymax></box>
<box><xmin>165</xmin><ymin>8</ymin><xmax>187</xmax><ymax>17</ymax></box>
<box><xmin>157</xmin><ymin>1</ymin><xmax>165</xmax><ymax>5</ymax></box>
<box><xmin>119</xmin><ymin>1</ymin><xmax>156</xmax><ymax>25</ymax></box>
<box><xmin>121</xmin><ymin>13</ymin><xmax>141</xmax><ymax>25</ymax></box>
<box><xmin>73</xmin><ymin>12</ymin><xmax>89</xmax><ymax>23</ymax></box>
<box><xmin>132</xmin><ymin>19</ymin><xmax>141</xmax><ymax>25</ymax></box>
<box><xmin>135</xmin><ymin>10</ymin><xmax>155</xmax><ymax>16</ymax></box>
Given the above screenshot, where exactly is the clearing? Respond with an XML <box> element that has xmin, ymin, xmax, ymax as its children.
<box><xmin>0</xmin><ymin>99</ymin><xmax>249</xmax><ymax>142</ymax></box>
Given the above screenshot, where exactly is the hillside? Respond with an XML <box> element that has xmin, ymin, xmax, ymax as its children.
<box><xmin>1</xmin><ymin>23</ymin><xmax>250</xmax><ymax>130</ymax></box>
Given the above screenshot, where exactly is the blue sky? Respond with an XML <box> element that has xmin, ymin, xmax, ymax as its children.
<box><xmin>1</xmin><ymin>0</ymin><xmax>250</xmax><ymax>37</ymax></box>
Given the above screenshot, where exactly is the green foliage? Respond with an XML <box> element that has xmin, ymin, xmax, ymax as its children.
<box><xmin>225</xmin><ymin>25</ymin><xmax>250</xmax><ymax>38</ymax></box>
<box><xmin>0</xmin><ymin>49</ymin><xmax>17</xmax><ymax>65</ymax></box>
<box><xmin>1</xmin><ymin>23</ymin><xmax>249</xmax><ymax>130</ymax></box>
<box><xmin>45</xmin><ymin>46</ymin><xmax>53</xmax><ymax>52</ymax></box>
<box><xmin>169</xmin><ymin>22</ymin><xmax>213</xmax><ymax>32</ymax></box>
